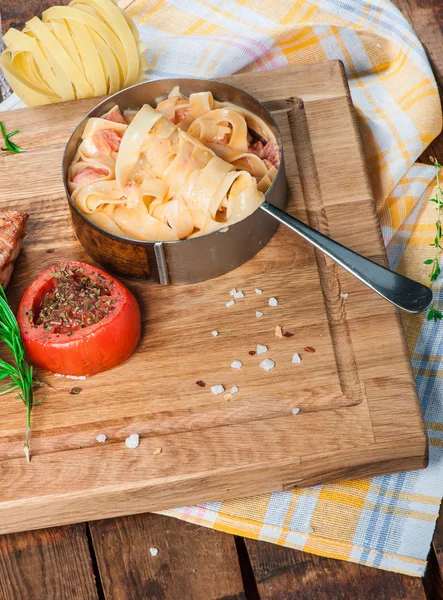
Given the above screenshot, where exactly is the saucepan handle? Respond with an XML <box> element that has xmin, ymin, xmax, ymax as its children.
<box><xmin>260</xmin><ymin>201</ymin><xmax>433</xmax><ymax>314</ymax></box>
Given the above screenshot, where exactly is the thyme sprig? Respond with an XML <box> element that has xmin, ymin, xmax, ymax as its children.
<box><xmin>0</xmin><ymin>121</ymin><xmax>24</xmax><ymax>153</ymax></box>
<box><xmin>0</xmin><ymin>285</ymin><xmax>34</xmax><ymax>461</ymax></box>
<box><xmin>425</xmin><ymin>158</ymin><xmax>443</xmax><ymax>322</ymax></box>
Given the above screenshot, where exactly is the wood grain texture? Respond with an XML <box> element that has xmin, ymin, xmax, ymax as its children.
<box><xmin>0</xmin><ymin>63</ymin><xmax>428</xmax><ymax>534</ymax></box>
<box><xmin>0</xmin><ymin>523</ymin><xmax>97</xmax><ymax>600</ymax></box>
<box><xmin>89</xmin><ymin>513</ymin><xmax>245</xmax><ymax>600</ymax></box>
<box><xmin>245</xmin><ymin>539</ymin><xmax>427</xmax><ymax>600</ymax></box>
<box><xmin>0</xmin><ymin>3</ymin><xmax>440</xmax><ymax>600</ymax></box>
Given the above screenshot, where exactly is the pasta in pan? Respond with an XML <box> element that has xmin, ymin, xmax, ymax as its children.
<box><xmin>68</xmin><ymin>89</ymin><xmax>281</xmax><ymax>241</ymax></box>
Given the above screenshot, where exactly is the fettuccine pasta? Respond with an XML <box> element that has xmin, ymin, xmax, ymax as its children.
<box><xmin>68</xmin><ymin>89</ymin><xmax>281</xmax><ymax>241</ymax></box>
<box><xmin>0</xmin><ymin>0</ymin><xmax>145</xmax><ymax>106</ymax></box>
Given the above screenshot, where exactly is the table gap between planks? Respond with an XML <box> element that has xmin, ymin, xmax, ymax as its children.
<box><xmin>0</xmin><ymin>0</ymin><xmax>442</xmax><ymax>599</ymax></box>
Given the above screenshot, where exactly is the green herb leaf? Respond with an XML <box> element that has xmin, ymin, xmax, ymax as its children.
<box><xmin>431</xmin><ymin>263</ymin><xmax>441</xmax><ymax>281</ymax></box>
<box><xmin>426</xmin><ymin>158</ymin><xmax>443</xmax><ymax>289</ymax></box>
<box><xmin>427</xmin><ymin>307</ymin><xmax>443</xmax><ymax>321</ymax></box>
<box><xmin>0</xmin><ymin>121</ymin><xmax>24</xmax><ymax>153</ymax></box>
<box><xmin>0</xmin><ymin>285</ymin><xmax>35</xmax><ymax>461</ymax></box>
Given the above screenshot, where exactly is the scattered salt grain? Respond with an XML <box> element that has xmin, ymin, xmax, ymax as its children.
<box><xmin>255</xmin><ymin>288</ymin><xmax>263</xmax><ymax>295</ymax></box>
<box><xmin>231</xmin><ymin>386</ymin><xmax>239</xmax><ymax>394</ymax></box>
<box><xmin>224</xmin><ymin>392</ymin><xmax>233</xmax><ymax>401</ymax></box>
<box><xmin>275</xmin><ymin>325</ymin><xmax>283</xmax><ymax>338</ymax></box>
<box><xmin>96</xmin><ymin>434</ymin><xmax>107</xmax><ymax>443</ymax></box>
<box><xmin>260</xmin><ymin>358</ymin><xmax>275</xmax><ymax>372</ymax></box>
<box><xmin>153</xmin><ymin>447</ymin><xmax>162</xmax><ymax>456</ymax></box>
<box><xmin>66</xmin><ymin>375</ymin><xmax>87</xmax><ymax>380</ymax></box>
<box><xmin>341</xmin><ymin>293</ymin><xmax>349</xmax><ymax>299</ymax></box>
<box><xmin>256</xmin><ymin>311</ymin><xmax>263</xmax><ymax>318</ymax></box>
<box><xmin>125</xmin><ymin>433</ymin><xmax>139</xmax><ymax>449</ymax></box>
<box><xmin>150</xmin><ymin>547</ymin><xmax>159</xmax><ymax>556</ymax></box>
<box><xmin>292</xmin><ymin>408</ymin><xmax>300</xmax><ymax>415</ymax></box>
<box><xmin>233</xmin><ymin>290</ymin><xmax>244</xmax><ymax>299</ymax></box>
<box><xmin>230</xmin><ymin>288</ymin><xmax>237</xmax><ymax>296</ymax></box>
<box><xmin>211</xmin><ymin>330</ymin><xmax>218</xmax><ymax>337</ymax></box>
<box><xmin>211</xmin><ymin>385</ymin><xmax>225</xmax><ymax>395</ymax></box>
<box><xmin>231</xmin><ymin>360</ymin><xmax>243</xmax><ymax>369</ymax></box>
<box><xmin>257</xmin><ymin>344</ymin><xmax>268</xmax><ymax>355</ymax></box>
<box><xmin>292</xmin><ymin>353</ymin><xmax>302</xmax><ymax>364</ymax></box>
<box><xmin>226</xmin><ymin>300</ymin><xmax>235</xmax><ymax>308</ymax></box>
<box><xmin>268</xmin><ymin>297</ymin><xmax>278</xmax><ymax>307</ymax></box>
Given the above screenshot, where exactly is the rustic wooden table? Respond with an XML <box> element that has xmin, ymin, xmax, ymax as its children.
<box><xmin>0</xmin><ymin>1</ymin><xmax>443</xmax><ymax>598</ymax></box>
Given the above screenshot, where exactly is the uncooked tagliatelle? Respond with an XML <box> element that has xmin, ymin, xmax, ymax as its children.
<box><xmin>0</xmin><ymin>0</ymin><xmax>145</xmax><ymax>106</ymax></box>
<box><xmin>68</xmin><ymin>89</ymin><xmax>281</xmax><ymax>241</ymax></box>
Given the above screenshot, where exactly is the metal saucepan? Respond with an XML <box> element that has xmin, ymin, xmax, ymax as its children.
<box><xmin>63</xmin><ymin>78</ymin><xmax>432</xmax><ymax>313</ymax></box>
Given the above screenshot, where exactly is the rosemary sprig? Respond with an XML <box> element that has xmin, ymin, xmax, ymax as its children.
<box><xmin>0</xmin><ymin>285</ymin><xmax>34</xmax><ymax>461</ymax></box>
<box><xmin>0</xmin><ymin>121</ymin><xmax>24</xmax><ymax>153</ymax></box>
<box><xmin>425</xmin><ymin>158</ymin><xmax>443</xmax><ymax>322</ymax></box>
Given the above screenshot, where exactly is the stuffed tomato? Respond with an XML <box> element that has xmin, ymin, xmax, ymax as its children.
<box><xmin>18</xmin><ymin>261</ymin><xmax>141</xmax><ymax>376</ymax></box>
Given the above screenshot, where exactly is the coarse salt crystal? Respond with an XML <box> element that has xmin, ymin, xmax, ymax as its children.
<box><xmin>256</xmin><ymin>311</ymin><xmax>263</xmax><ymax>318</ymax></box>
<box><xmin>125</xmin><ymin>433</ymin><xmax>139</xmax><ymax>449</ymax></box>
<box><xmin>96</xmin><ymin>434</ymin><xmax>107</xmax><ymax>443</ymax></box>
<box><xmin>231</xmin><ymin>386</ymin><xmax>239</xmax><ymax>394</ymax></box>
<box><xmin>211</xmin><ymin>330</ymin><xmax>218</xmax><ymax>337</ymax></box>
<box><xmin>292</xmin><ymin>353</ymin><xmax>302</xmax><ymax>364</ymax></box>
<box><xmin>260</xmin><ymin>358</ymin><xmax>275</xmax><ymax>372</ymax></box>
<box><xmin>211</xmin><ymin>385</ymin><xmax>225</xmax><ymax>395</ymax></box>
<box><xmin>275</xmin><ymin>325</ymin><xmax>283</xmax><ymax>338</ymax></box>
<box><xmin>230</xmin><ymin>288</ymin><xmax>237</xmax><ymax>296</ymax></box>
<box><xmin>231</xmin><ymin>360</ymin><xmax>243</xmax><ymax>369</ymax></box>
<box><xmin>255</xmin><ymin>289</ymin><xmax>263</xmax><ymax>295</ymax></box>
<box><xmin>233</xmin><ymin>290</ymin><xmax>244</xmax><ymax>299</ymax></box>
<box><xmin>224</xmin><ymin>392</ymin><xmax>233</xmax><ymax>401</ymax></box>
<box><xmin>292</xmin><ymin>408</ymin><xmax>300</xmax><ymax>415</ymax></box>
<box><xmin>341</xmin><ymin>293</ymin><xmax>349</xmax><ymax>299</ymax></box>
<box><xmin>66</xmin><ymin>375</ymin><xmax>87</xmax><ymax>380</ymax></box>
<box><xmin>257</xmin><ymin>344</ymin><xmax>268</xmax><ymax>355</ymax></box>
<box><xmin>268</xmin><ymin>297</ymin><xmax>278</xmax><ymax>307</ymax></box>
<box><xmin>150</xmin><ymin>547</ymin><xmax>159</xmax><ymax>556</ymax></box>
<box><xmin>226</xmin><ymin>300</ymin><xmax>235</xmax><ymax>308</ymax></box>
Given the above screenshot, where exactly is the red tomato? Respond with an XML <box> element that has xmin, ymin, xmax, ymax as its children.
<box><xmin>18</xmin><ymin>261</ymin><xmax>141</xmax><ymax>376</ymax></box>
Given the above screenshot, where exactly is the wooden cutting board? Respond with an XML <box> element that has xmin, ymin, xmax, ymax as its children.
<box><xmin>0</xmin><ymin>61</ymin><xmax>427</xmax><ymax>535</ymax></box>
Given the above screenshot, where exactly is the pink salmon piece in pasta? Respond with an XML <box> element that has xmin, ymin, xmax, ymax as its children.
<box><xmin>94</xmin><ymin>129</ymin><xmax>122</xmax><ymax>153</ymax></box>
<box><xmin>248</xmin><ymin>141</ymin><xmax>264</xmax><ymax>157</ymax></box>
<box><xmin>73</xmin><ymin>166</ymin><xmax>109</xmax><ymax>185</ymax></box>
<box><xmin>262</xmin><ymin>142</ymin><xmax>280</xmax><ymax>168</ymax></box>
<box><xmin>171</xmin><ymin>107</ymin><xmax>191</xmax><ymax>124</ymax></box>
<box><xmin>104</xmin><ymin>109</ymin><xmax>127</xmax><ymax>125</ymax></box>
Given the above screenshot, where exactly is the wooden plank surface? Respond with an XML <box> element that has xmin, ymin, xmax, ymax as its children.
<box><xmin>0</xmin><ymin>61</ymin><xmax>428</xmax><ymax>534</ymax></box>
<box><xmin>0</xmin><ymin>3</ymin><xmax>441</xmax><ymax>600</ymax></box>
<box><xmin>0</xmin><ymin>523</ymin><xmax>98</xmax><ymax>600</ymax></box>
<box><xmin>245</xmin><ymin>539</ymin><xmax>427</xmax><ymax>600</ymax></box>
<box><xmin>89</xmin><ymin>513</ymin><xmax>246</xmax><ymax>600</ymax></box>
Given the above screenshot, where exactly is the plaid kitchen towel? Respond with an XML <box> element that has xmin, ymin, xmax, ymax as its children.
<box><xmin>1</xmin><ymin>0</ymin><xmax>442</xmax><ymax>578</ymax></box>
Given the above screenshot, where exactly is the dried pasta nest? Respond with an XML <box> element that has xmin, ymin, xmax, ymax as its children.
<box><xmin>0</xmin><ymin>0</ymin><xmax>146</xmax><ymax>106</ymax></box>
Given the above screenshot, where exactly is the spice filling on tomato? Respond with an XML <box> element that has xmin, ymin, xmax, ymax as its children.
<box><xmin>27</xmin><ymin>265</ymin><xmax>116</xmax><ymax>335</ymax></box>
